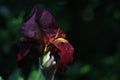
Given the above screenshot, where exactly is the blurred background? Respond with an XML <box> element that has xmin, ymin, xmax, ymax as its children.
<box><xmin>0</xmin><ymin>0</ymin><xmax>120</xmax><ymax>80</ymax></box>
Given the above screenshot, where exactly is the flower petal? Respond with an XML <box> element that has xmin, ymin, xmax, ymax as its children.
<box><xmin>16</xmin><ymin>41</ymin><xmax>31</xmax><ymax>61</ymax></box>
<box><xmin>36</xmin><ymin>9</ymin><xmax>58</xmax><ymax>32</ymax></box>
<box><xmin>21</xmin><ymin>7</ymin><xmax>43</xmax><ymax>41</ymax></box>
<box><xmin>52</xmin><ymin>38</ymin><xmax>74</xmax><ymax>71</ymax></box>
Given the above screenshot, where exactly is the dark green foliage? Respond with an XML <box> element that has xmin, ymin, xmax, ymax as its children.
<box><xmin>0</xmin><ymin>0</ymin><xmax>120</xmax><ymax>80</ymax></box>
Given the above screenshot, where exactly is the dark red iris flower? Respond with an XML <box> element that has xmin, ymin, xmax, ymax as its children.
<box><xmin>17</xmin><ymin>7</ymin><xmax>74</xmax><ymax>71</ymax></box>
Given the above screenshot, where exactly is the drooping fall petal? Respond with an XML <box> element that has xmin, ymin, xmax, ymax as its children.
<box><xmin>53</xmin><ymin>38</ymin><xmax>74</xmax><ymax>71</ymax></box>
<box><xmin>16</xmin><ymin>41</ymin><xmax>31</xmax><ymax>61</ymax></box>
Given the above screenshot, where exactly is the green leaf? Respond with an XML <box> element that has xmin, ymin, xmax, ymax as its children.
<box><xmin>17</xmin><ymin>76</ymin><xmax>24</xmax><ymax>80</ymax></box>
<box><xmin>0</xmin><ymin>76</ymin><xmax>4</xmax><ymax>80</ymax></box>
<box><xmin>80</xmin><ymin>65</ymin><xmax>91</xmax><ymax>75</ymax></box>
<box><xmin>28</xmin><ymin>69</ymin><xmax>45</xmax><ymax>80</ymax></box>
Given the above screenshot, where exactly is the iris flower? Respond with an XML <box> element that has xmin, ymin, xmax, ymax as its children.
<box><xmin>17</xmin><ymin>7</ymin><xmax>74</xmax><ymax>72</ymax></box>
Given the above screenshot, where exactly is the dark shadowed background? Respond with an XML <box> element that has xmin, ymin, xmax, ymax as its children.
<box><xmin>0</xmin><ymin>0</ymin><xmax>120</xmax><ymax>80</ymax></box>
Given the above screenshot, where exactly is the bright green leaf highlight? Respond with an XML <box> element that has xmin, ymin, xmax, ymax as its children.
<box><xmin>80</xmin><ymin>65</ymin><xmax>91</xmax><ymax>75</ymax></box>
<box><xmin>28</xmin><ymin>69</ymin><xmax>45</xmax><ymax>80</ymax></box>
<box><xmin>0</xmin><ymin>76</ymin><xmax>3</xmax><ymax>80</ymax></box>
<box><xmin>17</xmin><ymin>76</ymin><xmax>24</xmax><ymax>80</ymax></box>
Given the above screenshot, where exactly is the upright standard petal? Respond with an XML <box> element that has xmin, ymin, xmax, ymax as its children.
<box><xmin>21</xmin><ymin>7</ymin><xmax>43</xmax><ymax>41</ymax></box>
